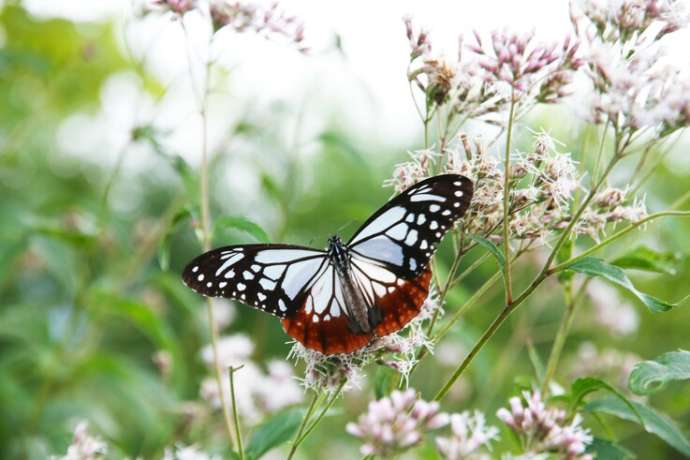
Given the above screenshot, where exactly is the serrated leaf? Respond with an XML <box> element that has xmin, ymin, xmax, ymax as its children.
<box><xmin>564</xmin><ymin>257</ymin><xmax>678</xmax><ymax>312</ymax></box>
<box><xmin>612</xmin><ymin>246</ymin><xmax>680</xmax><ymax>275</ymax></box>
<box><xmin>245</xmin><ymin>408</ymin><xmax>303</xmax><ymax>460</ymax></box>
<box><xmin>570</xmin><ymin>377</ymin><xmax>641</xmax><ymax>425</ymax></box>
<box><xmin>213</xmin><ymin>216</ymin><xmax>270</xmax><ymax>244</ymax></box>
<box><xmin>470</xmin><ymin>235</ymin><xmax>505</xmax><ymax>270</ymax></box>
<box><xmin>629</xmin><ymin>350</ymin><xmax>690</xmax><ymax>396</ymax></box>
<box><xmin>586</xmin><ymin>397</ymin><xmax>690</xmax><ymax>457</ymax></box>
<box><xmin>586</xmin><ymin>437</ymin><xmax>636</xmax><ymax>460</ymax></box>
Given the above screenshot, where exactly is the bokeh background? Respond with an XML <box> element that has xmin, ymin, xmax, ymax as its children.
<box><xmin>1</xmin><ymin>0</ymin><xmax>689</xmax><ymax>458</ymax></box>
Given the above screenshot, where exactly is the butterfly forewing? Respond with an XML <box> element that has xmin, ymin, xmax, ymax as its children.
<box><xmin>182</xmin><ymin>244</ymin><xmax>327</xmax><ymax>318</ymax></box>
<box><xmin>347</xmin><ymin>174</ymin><xmax>473</xmax><ymax>278</ymax></box>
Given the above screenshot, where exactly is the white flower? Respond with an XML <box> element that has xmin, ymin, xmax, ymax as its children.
<box><xmin>435</xmin><ymin>411</ymin><xmax>499</xmax><ymax>460</ymax></box>
<box><xmin>199</xmin><ymin>335</ymin><xmax>303</xmax><ymax>423</ymax></box>
<box><xmin>200</xmin><ymin>334</ymin><xmax>254</xmax><ymax>369</ymax></box>
<box><xmin>163</xmin><ymin>444</ymin><xmax>220</xmax><ymax>460</ymax></box>
<box><xmin>346</xmin><ymin>389</ymin><xmax>449</xmax><ymax>457</ymax></box>
<box><xmin>54</xmin><ymin>422</ymin><xmax>107</xmax><ymax>460</ymax></box>
<box><xmin>586</xmin><ymin>279</ymin><xmax>640</xmax><ymax>335</ymax></box>
<box><xmin>568</xmin><ymin>342</ymin><xmax>642</xmax><ymax>389</ymax></box>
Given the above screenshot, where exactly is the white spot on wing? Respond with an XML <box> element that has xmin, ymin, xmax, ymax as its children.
<box><xmin>350</xmin><ymin>206</ymin><xmax>406</xmax><ymax>244</ymax></box>
<box><xmin>387</xmin><ymin>223</ymin><xmax>408</xmax><ymax>240</ymax></box>
<box><xmin>429</xmin><ymin>204</ymin><xmax>440</xmax><ymax>212</ymax></box>
<box><xmin>430</xmin><ymin>221</ymin><xmax>439</xmax><ymax>230</ymax></box>
<box><xmin>417</xmin><ymin>214</ymin><xmax>426</xmax><ymax>225</ymax></box>
<box><xmin>260</xmin><ymin>278</ymin><xmax>276</xmax><ymax>290</ymax></box>
<box><xmin>197</xmin><ymin>274</ymin><xmax>205</xmax><ymax>281</ymax></box>
<box><xmin>255</xmin><ymin>249</ymin><xmax>321</xmax><ymax>264</ymax></box>
<box><xmin>410</xmin><ymin>193</ymin><xmax>445</xmax><ymax>202</ymax></box>
<box><xmin>215</xmin><ymin>253</ymin><xmax>244</xmax><ymax>277</ymax></box>
<box><xmin>405</xmin><ymin>229</ymin><xmax>418</xmax><ymax>246</ymax></box>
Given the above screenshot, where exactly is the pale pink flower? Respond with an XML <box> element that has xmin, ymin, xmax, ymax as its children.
<box><xmin>497</xmin><ymin>391</ymin><xmax>593</xmax><ymax>460</ymax></box>
<box><xmin>54</xmin><ymin>422</ymin><xmax>107</xmax><ymax>460</ymax></box>
<box><xmin>347</xmin><ymin>389</ymin><xmax>449</xmax><ymax>457</ymax></box>
<box><xmin>163</xmin><ymin>444</ymin><xmax>220</xmax><ymax>460</ymax></box>
<box><xmin>435</xmin><ymin>411</ymin><xmax>499</xmax><ymax>460</ymax></box>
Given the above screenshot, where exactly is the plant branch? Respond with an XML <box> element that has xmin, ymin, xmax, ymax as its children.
<box><xmin>502</xmin><ymin>93</ymin><xmax>517</xmax><ymax>304</ymax></box>
<box><xmin>229</xmin><ymin>366</ymin><xmax>245</xmax><ymax>460</ymax></box>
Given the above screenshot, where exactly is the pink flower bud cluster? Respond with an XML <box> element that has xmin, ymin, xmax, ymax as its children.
<box><xmin>471</xmin><ymin>30</ymin><xmax>583</xmax><ymax>98</ymax></box>
<box><xmin>568</xmin><ymin>341</ymin><xmax>642</xmax><ymax>390</ymax></box>
<box><xmin>55</xmin><ymin>422</ymin><xmax>108</xmax><ymax>460</ymax></box>
<box><xmin>149</xmin><ymin>0</ymin><xmax>197</xmax><ymax>15</ymax></box>
<box><xmin>497</xmin><ymin>391</ymin><xmax>593</xmax><ymax>460</ymax></box>
<box><xmin>210</xmin><ymin>1</ymin><xmax>306</xmax><ymax>52</ymax></box>
<box><xmin>346</xmin><ymin>389</ymin><xmax>449</xmax><ymax>457</ymax></box>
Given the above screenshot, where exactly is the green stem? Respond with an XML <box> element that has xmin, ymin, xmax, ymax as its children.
<box><xmin>229</xmin><ymin>366</ymin><xmax>245</xmax><ymax>460</ymax></box>
<box><xmin>540</xmin><ymin>281</ymin><xmax>588</xmax><ymax>393</ymax></box>
<box><xmin>502</xmin><ymin>93</ymin><xmax>517</xmax><ymax>304</ymax></box>
<box><xmin>286</xmin><ymin>391</ymin><xmax>321</xmax><ymax>460</ymax></box>
<box><xmin>288</xmin><ymin>380</ymin><xmax>346</xmax><ymax>459</ymax></box>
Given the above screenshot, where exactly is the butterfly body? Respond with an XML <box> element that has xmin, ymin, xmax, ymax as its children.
<box><xmin>183</xmin><ymin>174</ymin><xmax>473</xmax><ymax>355</ymax></box>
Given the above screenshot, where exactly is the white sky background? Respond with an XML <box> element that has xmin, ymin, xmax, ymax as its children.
<box><xmin>20</xmin><ymin>0</ymin><xmax>690</xmax><ymax>185</ymax></box>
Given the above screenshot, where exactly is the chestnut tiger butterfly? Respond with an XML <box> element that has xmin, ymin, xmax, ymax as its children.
<box><xmin>182</xmin><ymin>174</ymin><xmax>473</xmax><ymax>355</ymax></box>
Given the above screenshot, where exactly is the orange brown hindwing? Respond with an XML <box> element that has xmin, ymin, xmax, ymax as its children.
<box><xmin>281</xmin><ymin>268</ymin><xmax>432</xmax><ymax>355</ymax></box>
<box><xmin>281</xmin><ymin>307</ymin><xmax>371</xmax><ymax>355</ymax></box>
<box><xmin>373</xmin><ymin>268</ymin><xmax>432</xmax><ymax>337</ymax></box>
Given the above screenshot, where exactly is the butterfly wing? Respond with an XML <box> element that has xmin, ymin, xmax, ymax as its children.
<box><xmin>345</xmin><ymin>174</ymin><xmax>473</xmax><ymax>340</ymax></box>
<box><xmin>182</xmin><ymin>244</ymin><xmax>328</xmax><ymax>318</ymax></box>
<box><xmin>348</xmin><ymin>174</ymin><xmax>473</xmax><ymax>277</ymax></box>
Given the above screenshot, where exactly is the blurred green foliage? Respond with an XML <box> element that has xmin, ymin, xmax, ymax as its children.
<box><xmin>1</xmin><ymin>3</ymin><xmax>689</xmax><ymax>459</ymax></box>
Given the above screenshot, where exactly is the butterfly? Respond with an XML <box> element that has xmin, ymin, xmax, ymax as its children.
<box><xmin>182</xmin><ymin>174</ymin><xmax>473</xmax><ymax>355</ymax></box>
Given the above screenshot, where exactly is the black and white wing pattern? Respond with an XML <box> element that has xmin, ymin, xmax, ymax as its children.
<box><xmin>347</xmin><ymin>174</ymin><xmax>474</xmax><ymax>278</ymax></box>
<box><xmin>182</xmin><ymin>244</ymin><xmax>328</xmax><ymax>318</ymax></box>
<box><xmin>182</xmin><ymin>174</ymin><xmax>474</xmax><ymax>355</ymax></box>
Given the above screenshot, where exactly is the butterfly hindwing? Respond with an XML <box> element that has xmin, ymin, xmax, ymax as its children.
<box><xmin>348</xmin><ymin>174</ymin><xmax>474</xmax><ymax>278</ymax></box>
<box><xmin>182</xmin><ymin>244</ymin><xmax>328</xmax><ymax>318</ymax></box>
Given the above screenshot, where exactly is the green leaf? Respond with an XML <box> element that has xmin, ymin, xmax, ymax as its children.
<box><xmin>245</xmin><ymin>408</ymin><xmax>303</xmax><ymax>460</ymax></box>
<box><xmin>628</xmin><ymin>350</ymin><xmax>690</xmax><ymax>396</ymax></box>
<box><xmin>564</xmin><ymin>257</ymin><xmax>678</xmax><ymax>312</ymax></box>
<box><xmin>612</xmin><ymin>246</ymin><xmax>681</xmax><ymax>275</ymax></box>
<box><xmin>586</xmin><ymin>397</ymin><xmax>690</xmax><ymax>457</ymax></box>
<box><xmin>469</xmin><ymin>235</ymin><xmax>505</xmax><ymax>269</ymax></box>
<box><xmin>213</xmin><ymin>216</ymin><xmax>270</xmax><ymax>244</ymax></box>
<box><xmin>570</xmin><ymin>377</ymin><xmax>641</xmax><ymax>425</ymax></box>
<box><xmin>586</xmin><ymin>437</ymin><xmax>635</xmax><ymax>460</ymax></box>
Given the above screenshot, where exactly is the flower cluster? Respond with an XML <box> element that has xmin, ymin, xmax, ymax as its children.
<box><xmin>388</xmin><ymin>132</ymin><xmax>650</xmax><ymax>250</ymax></box>
<box><xmin>497</xmin><ymin>391</ymin><xmax>593</xmax><ymax>460</ymax></box>
<box><xmin>290</xmin><ymin>287</ymin><xmax>441</xmax><ymax>393</ymax></box>
<box><xmin>568</xmin><ymin>342</ymin><xmax>642</xmax><ymax>389</ymax></box>
<box><xmin>54</xmin><ymin>422</ymin><xmax>107</xmax><ymax>460</ymax></box>
<box><xmin>210</xmin><ymin>0</ymin><xmax>306</xmax><ymax>51</ymax></box>
<box><xmin>146</xmin><ymin>0</ymin><xmax>306</xmax><ymax>52</ymax></box>
<box><xmin>572</xmin><ymin>0</ymin><xmax>689</xmax><ymax>43</ymax></box>
<box><xmin>163</xmin><ymin>444</ymin><xmax>220</xmax><ymax>460</ymax></box>
<box><xmin>573</xmin><ymin>0</ymin><xmax>690</xmax><ymax>137</ymax></box>
<box><xmin>149</xmin><ymin>0</ymin><xmax>197</xmax><ymax>15</ymax></box>
<box><xmin>346</xmin><ymin>389</ymin><xmax>449</xmax><ymax>457</ymax></box>
<box><xmin>199</xmin><ymin>334</ymin><xmax>303</xmax><ymax>423</ymax></box>
<box><xmin>585</xmin><ymin>278</ymin><xmax>640</xmax><ymax>335</ymax></box>
<box><xmin>405</xmin><ymin>17</ymin><xmax>582</xmax><ymax>127</ymax></box>
<box><xmin>435</xmin><ymin>411</ymin><xmax>499</xmax><ymax>460</ymax></box>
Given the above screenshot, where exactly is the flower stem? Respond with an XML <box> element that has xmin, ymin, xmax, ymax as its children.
<box><xmin>287</xmin><ymin>382</ymin><xmax>346</xmax><ymax>460</ymax></box>
<box><xmin>502</xmin><ymin>94</ymin><xmax>516</xmax><ymax>304</ymax></box>
<box><xmin>182</xmin><ymin>23</ymin><xmax>236</xmax><ymax>448</ymax></box>
<box><xmin>229</xmin><ymin>366</ymin><xmax>245</xmax><ymax>460</ymax></box>
<box><xmin>540</xmin><ymin>282</ymin><xmax>586</xmax><ymax>393</ymax></box>
<box><xmin>286</xmin><ymin>391</ymin><xmax>321</xmax><ymax>460</ymax></box>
